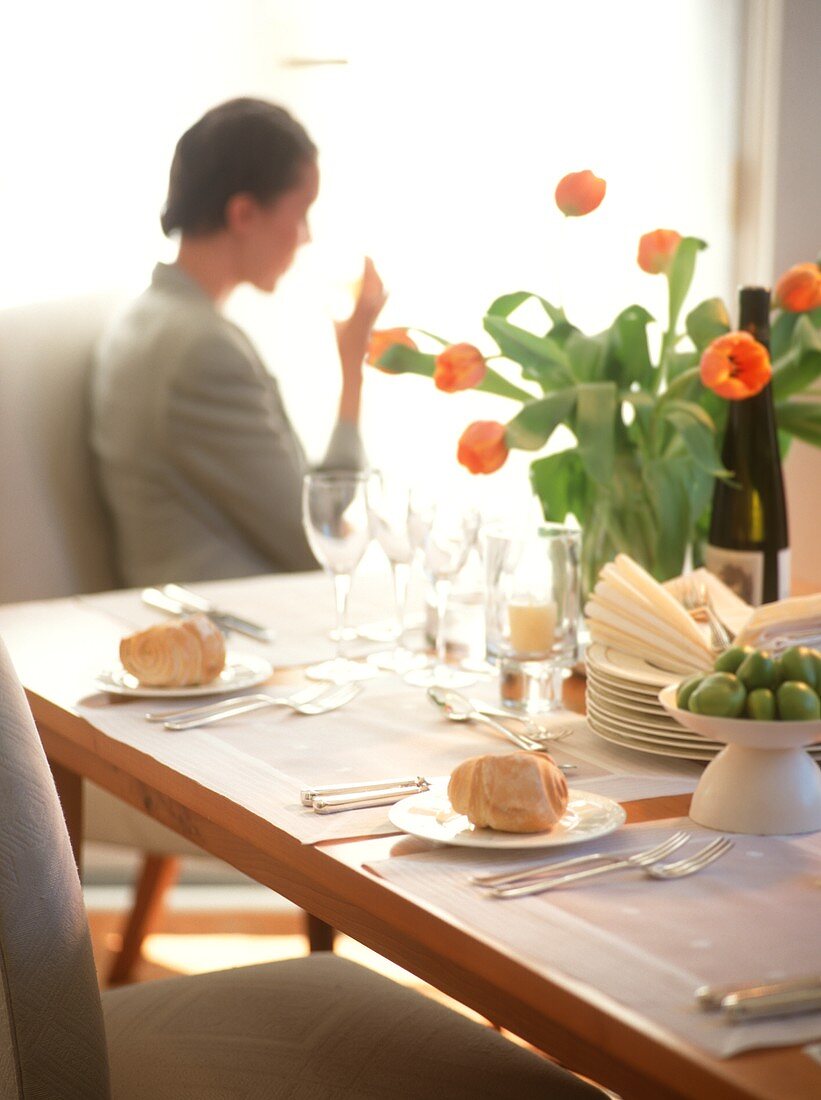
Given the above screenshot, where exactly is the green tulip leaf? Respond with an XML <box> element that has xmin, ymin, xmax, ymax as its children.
<box><xmin>770</xmin><ymin>310</ymin><xmax>800</xmax><ymax>360</ymax></box>
<box><xmin>667</xmin><ymin>237</ymin><xmax>708</xmax><ymax>335</ymax></box>
<box><xmin>775</xmin><ymin>399</ymin><xmax>821</xmax><ymax>447</ymax></box>
<box><xmin>377</xmin><ymin>345</ymin><xmax>435</xmax><ymax>376</ymax></box>
<box><xmin>483</xmin><ymin>315</ymin><xmax>573</xmax><ymax>390</ymax></box>
<box><xmin>685</xmin><ymin>297</ymin><xmax>730</xmax><ymax>351</ymax></box>
<box><xmin>529</xmin><ymin>449</ymin><xmax>591</xmax><ymax>525</ymax></box>
<box><xmin>487</xmin><ymin>291</ymin><xmax>566</xmax><ymax>327</ymax></box>
<box><xmin>772</xmin><ymin>317</ymin><xmax>821</xmax><ymax>400</ymax></box>
<box><xmin>662</xmin><ymin>399</ymin><xmax>728</xmax><ymax>476</ymax></box>
<box><xmin>575</xmin><ymin>382</ymin><xmax>616</xmax><ymax>484</ymax></box>
<box><xmin>610</xmin><ymin>305</ymin><xmax>654</xmax><ymax>388</ymax></box>
<box><xmin>565</xmin><ymin>330</ymin><xmax>609</xmax><ymax>383</ymax></box>
<box><xmin>643</xmin><ymin>460</ymin><xmax>694</xmax><ymax>579</ymax></box>
<box><xmin>506</xmin><ymin>388</ymin><xmax>576</xmax><ymax>451</ymax></box>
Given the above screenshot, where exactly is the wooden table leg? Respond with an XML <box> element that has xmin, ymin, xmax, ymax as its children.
<box><xmin>306</xmin><ymin>913</ymin><xmax>336</xmax><ymax>952</ymax></box>
<box><xmin>109</xmin><ymin>854</ymin><xmax>180</xmax><ymax>986</ymax></box>
<box><xmin>50</xmin><ymin>761</ymin><xmax>83</xmax><ymax>873</ymax></box>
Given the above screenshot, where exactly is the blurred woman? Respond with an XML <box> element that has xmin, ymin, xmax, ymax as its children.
<box><xmin>92</xmin><ymin>97</ymin><xmax>384</xmax><ymax>585</ymax></box>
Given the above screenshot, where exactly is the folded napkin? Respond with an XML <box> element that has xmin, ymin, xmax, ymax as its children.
<box><xmin>736</xmin><ymin>593</ymin><xmax>821</xmax><ymax>653</ymax></box>
<box><xmin>585</xmin><ymin>555</ymin><xmax>745</xmax><ymax>674</ymax></box>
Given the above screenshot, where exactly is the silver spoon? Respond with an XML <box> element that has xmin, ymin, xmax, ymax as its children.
<box><xmin>427</xmin><ymin>686</ymin><xmax>573</xmax><ymax>742</ymax></box>
<box><xmin>428</xmin><ymin>688</ymin><xmax>576</xmax><ymax>767</ymax></box>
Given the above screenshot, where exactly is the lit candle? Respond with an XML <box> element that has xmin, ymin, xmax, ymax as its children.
<box><xmin>507</xmin><ymin>600</ymin><xmax>557</xmax><ymax>657</ymax></box>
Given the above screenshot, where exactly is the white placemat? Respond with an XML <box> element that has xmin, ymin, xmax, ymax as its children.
<box><xmin>80</xmin><ymin>568</ymin><xmax>396</xmax><ymax>669</ymax></box>
<box><xmin>368</xmin><ymin>818</ymin><xmax>821</xmax><ymax>1059</ymax></box>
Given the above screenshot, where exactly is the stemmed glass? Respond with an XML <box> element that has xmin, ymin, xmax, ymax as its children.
<box><xmin>404</xmin><ymin>506</ymin><xmax>480</xmax><ymax>689</ymax></box>
<box><xmin>365</xmin><ymin>477</ymin><xmax>427</xmax><ymax>674</ymax></box>
<box><xmin>302</xmin><ymin>471</ymin><xmax>378</xmax><ymax>684</ymax></box>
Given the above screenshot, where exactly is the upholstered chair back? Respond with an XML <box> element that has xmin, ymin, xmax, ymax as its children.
<box><xmin>0</xmin><ymin>638</ymin><xmax>110</xmax><ymax>1098</ymax></box>
<box><xmin>0</xmin><ymin>296</ymin><xmax>119</xmax><ymax>602</ymax></box>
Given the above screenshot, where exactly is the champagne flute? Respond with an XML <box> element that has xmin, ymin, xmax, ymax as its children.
<box><xmin>365</xmin><ymin>477</ymin><xmax>427</xmax><ymax>673</ymax></box>
<box><xmin>302</xmin><ymin>471</ymin><xmax>378</xmax><ymax>684</ymax></box>
<box><xmin>404</xmin><ymin>506</ymin><xmax>480</xmax><ymax>689</ymax></box>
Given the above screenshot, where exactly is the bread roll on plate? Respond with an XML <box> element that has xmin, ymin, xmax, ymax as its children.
<box><xmin>448</xmin><ymin>752</ymin><xmax>568</xmax><ymax>833</ymax></box>
<box><xmin>119</xmin><ymin>615</ymin><xmax>226</xmax><ymax>687</ymax></box>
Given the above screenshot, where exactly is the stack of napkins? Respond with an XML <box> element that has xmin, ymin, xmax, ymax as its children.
<box><xmin>737</xmin><ymin>593</ymin><xmax>821</xmax><ymax>653</ymax></box>
<box><xmin>585</xmin><ymin>555</ymin><xmax>716</xmax><ymax>673</ymax></box>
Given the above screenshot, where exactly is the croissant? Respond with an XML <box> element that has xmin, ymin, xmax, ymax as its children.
<box><xmin>119</xmin><ymin>615</ymin><xmax>226</xmax><ymax>687</ymax></box>
<box><xmin>448</xmin><ymin>752</ymin><xmax>568</xmax><ymax>833</ymax></box>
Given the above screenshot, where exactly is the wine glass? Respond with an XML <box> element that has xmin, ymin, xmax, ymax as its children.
<box><xmin>404</xmin><ymin>506</ymin><xmax>480</xmax><ymax>689</ymax></box>
<box><xmin>365</xmin><ymin>477</ymin><xmax>427</xmax><ymax>673</ymax></box>
<box><xmin>302</xmin><ymin>471</ymin><xmax>378</xmax><ymax>684</ymax></box>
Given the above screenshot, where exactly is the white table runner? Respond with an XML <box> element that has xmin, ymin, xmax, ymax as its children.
<box><xmin>0</xmin><ymin>581</ymin><xmax>699</xmax><ymax>846</ymax></box>
<box><xmin>369</xmin><ymin>818</ymin><xmax>821</xmax><ymax>1059</ymax></box>
<box><xmin>80</xmin><ymin>568</ymin><xmax>396</xmax><ymax>669</ymax></box>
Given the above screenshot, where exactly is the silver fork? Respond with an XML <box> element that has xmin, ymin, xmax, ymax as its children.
<box><xmin>145</xmin><ymin>683</ymin><xmax>333</xmax><ymax>723</ymax></box>
<box><xmin>643</xmin><ymin>836</ymin><xmax>734</xmax><ymax>879</ymax></box>
<box><xmin>472</xmin><ymin>831</ymin><xmax>690</xmax><ymax>889</ymax></box>
<box><xmin>493</xmin><ymin>835</ymin><xmax>732</xmax><ymax>897</ymax></box>
<box><xmin>679</xmin><ymin>579</ymin><xmax>733</xmax><ymax>652</ymax></box>
<box><xmin>159</xmin><ymin>683</ymin><xmax>361</xmax><ymax>730</ymax></box>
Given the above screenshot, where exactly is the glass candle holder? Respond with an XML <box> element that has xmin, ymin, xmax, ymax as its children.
<box><xmin>484</xmin><ymin>523</ymin><xmax>581</xmax><ymax>713</ymax></box>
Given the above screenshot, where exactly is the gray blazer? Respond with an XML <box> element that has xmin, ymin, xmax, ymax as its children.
<box><xmin>91</xmin><ymin>264</ymin><xmax>364</xmax><ymax>586</ymax></box>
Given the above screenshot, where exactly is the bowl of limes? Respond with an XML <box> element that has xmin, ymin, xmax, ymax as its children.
<box><xmin>659</xmin><ymin>646</ymin><xmax>821</xmax><ymax>835</ymax></box>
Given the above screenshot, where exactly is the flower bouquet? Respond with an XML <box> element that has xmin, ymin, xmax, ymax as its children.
<box><xmin>369</xmin><ymin>171</ymin><xmax>821</xmax><ymax>596</ymax></box>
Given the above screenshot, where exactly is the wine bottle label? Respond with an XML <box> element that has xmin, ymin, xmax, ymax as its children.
<box><xmin>704</xmin><ymin>545</ymin><xmax>790</xmax><ymax>606</ymax></box>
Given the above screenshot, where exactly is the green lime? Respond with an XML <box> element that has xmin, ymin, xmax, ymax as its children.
<box><xmin>676</xmin><ymin>674</ymin><xmax>704</xmax><ymax>711</ymax></box>
<box><xmin>777</xmin><ymin>681</ymin><xmax>821</xmax><ymax>721</ymax></box>
<box><xmin>778</xmin><ymin>647</ymin><xmax>818</xmax><ymax>689</ymax></box>
<box><xmin>690</xmin><ymin>672</ymin><xmax>747</xmax><ymax>718</ymax></box>
<box><xmin>713</xmin><ymin>646</ymin><xmax>753</xmax><ymax>674</ymax></box>
<box><xmin>736</xmin><ymin>650</ymin><xmax>776</xmax><ymax>691</ymax></box>
<box><xmin>746</xmin><ymin>687</ymin><xmax>776</xmax><ymax>721</ymax></box>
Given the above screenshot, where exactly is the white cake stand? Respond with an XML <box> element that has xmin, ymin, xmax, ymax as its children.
<box><xmin>659</xmin><ymin>685</ymin><xmax>821</xmax><ymax>835</ymax></box>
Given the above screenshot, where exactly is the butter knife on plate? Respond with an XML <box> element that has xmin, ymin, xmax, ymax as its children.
<box><xmin>142</xmin><ymin>586</ymin><xmax>275</xmax><ymax>643</ymax></box>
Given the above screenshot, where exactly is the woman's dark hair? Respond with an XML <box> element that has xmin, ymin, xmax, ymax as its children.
<box><xmin>161</xmin><ymin>98</ymin><xmax>317</xmax><ymax>237</ymax></box>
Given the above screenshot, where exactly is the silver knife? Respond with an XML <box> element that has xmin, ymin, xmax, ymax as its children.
<box><xmin>696</xmin><ymin>975</ymin><xmax>821</xmax><ymax>1010</ymax></box>
<box><xmin>142</xmin><ymin>587</ymin><xmax>274</xmax><ymax>642</ymax></box>
<box><xmin>724</xmin><ymin>987</ymin><xmax>821</xmax><ymax>1022</ymax></box>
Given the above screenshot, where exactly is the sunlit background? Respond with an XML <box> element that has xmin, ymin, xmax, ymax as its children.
<box><xmin>1</xmin><ymin>0</ymin><xmax>746</xmax><ymax>517</ymax></box>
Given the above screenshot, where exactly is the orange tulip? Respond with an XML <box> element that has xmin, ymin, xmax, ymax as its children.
<box><xmin>367</xmin><ymin>327</ymin><xmax>418</xmax><ymax>368</ymax></box>
<box><xmin>699</xmin><ymin>331</ymin><xmax>772</xmax><ymax>400</ymax></box>
<box><xmin>554</xmin><ymin>170</ymin><xmax>606</xmax><ymax>217</ymax></box>
<box><xmin>774</xmin><ymin>262</ymin><xmax>821</xmax><ymax>313</ymax></box>
<box><xmin>457</xmin><ymin>421</ymin><xmax>509</xmax><ymax>474</ymax></box>
<box><xmin>434</xmin><ymin>343</ymin><xmax>487</xmax><ymax>392</ymax></box>
<box><xmin>637</xmin><ymin>229</ymin><xmax>682</xmax><ymax>274</ymax></box>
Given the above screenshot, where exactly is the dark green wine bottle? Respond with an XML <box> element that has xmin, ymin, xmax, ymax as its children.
<box><xmin>705</xmin><ymin>286</ymin><xmax>789</xmax><ymax>605</ymax></box>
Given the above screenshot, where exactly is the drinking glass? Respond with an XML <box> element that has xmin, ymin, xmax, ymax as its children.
<box><xmin>485</xmin><ymin>522</ymin><xmax>581</xmax><ymax>712</ymax></box>
<box><xmin>365</xmin><ymin>477</ymin><xmax>427</xmax><ymax>673</ymax></box>
<box><xmin>302</xmin><ymin>471</ymin><xmax>378</xmax><ymax>683</ymax></box>
<box><xmin>404</xmin><ymin>506</ymin><xmax>480</xmax><ymax>689</ymax></box>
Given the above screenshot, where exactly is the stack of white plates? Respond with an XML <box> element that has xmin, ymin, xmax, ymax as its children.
<box><xmin>586</xmin><ymin>643</ymin><xmax>821</xmax><ymax>764</ymax></box>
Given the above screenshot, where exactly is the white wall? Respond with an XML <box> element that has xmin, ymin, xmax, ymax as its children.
<box><xmin>774</xmin><ymin>0</ymin><xmax>821</xmax><ymax>588</ymax></box>
<box><xmin>1</xmin><ymin>0</ymin><xmax>743</xmax><ymax>523</ymax></box>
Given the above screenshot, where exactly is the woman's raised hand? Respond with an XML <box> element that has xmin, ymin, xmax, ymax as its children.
<box><xmin>335</xmin><ymin>257</ymin><xmax>387</xmax><ymax>422</ymax></box>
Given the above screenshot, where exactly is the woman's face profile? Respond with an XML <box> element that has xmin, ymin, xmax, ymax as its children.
<box><xmin>231</xmin><ymin>159</ymin><xmax>319</xmax><ymax>292</ymax></box>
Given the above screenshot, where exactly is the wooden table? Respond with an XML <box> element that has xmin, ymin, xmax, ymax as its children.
<box><xmin>1</xmin><ymin>593</ymin><xmax>818</xmax><ymax>1100</ymax></box>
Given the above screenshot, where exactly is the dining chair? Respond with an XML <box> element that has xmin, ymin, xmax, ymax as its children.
<box><xmin>0</xmin><ymin>636</ymin><xmax>606</xmax><ymax>1099</ymax></box>
<box><xmin>0</xmin><ymin>294</ymin><xmax>328</xmax><ymax>983</ymax></box>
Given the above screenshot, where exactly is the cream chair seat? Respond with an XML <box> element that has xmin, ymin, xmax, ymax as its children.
<box><xmin>0</xmin><ymin>637</ymin><xmax>605</xmax><ymax>1099</ymax></box>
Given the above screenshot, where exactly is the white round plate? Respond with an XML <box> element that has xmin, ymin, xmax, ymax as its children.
<box><xmin>587</xmin><ymin>695</ymin><xmax>719</xmax><ymax>740</ymax></box>
<box><xmin>585</xmin><ymin>644</ymin><xmax>685</xmax><ymax>688</ymax></box>
<box><xmin>94</xmin><ymin>653</ymin><xmax>273</xmax><ymax>698</ymax></box>
<box><xmin>388</xmin><ymin>785</ymin><xmax>626</xmax><ymax>850</ymax></box>
<box><xmin>588</xmin><ymin>713</ymin><xmax>716</xmax><ymax>762</ymax></box>
<box><xmin>587</xmin><ymin>684</ymin><xmax>680</xmax><ymax>722</ymax></box>
<box><xmin>586</xmin><ymin>670</ymin><xmax>667</xmax><ymax>703</ymax></box>
<box><xmin>586</xmin><ymin>701</ymin><xmax>722</xmax><ymax>749</ymax></box>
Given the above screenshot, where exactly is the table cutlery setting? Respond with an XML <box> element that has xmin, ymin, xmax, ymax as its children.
<box><xmin>142</xmin><ymin>583</ymin><xmax>276</xmax><ymax>642</ymax></box>
<box><xmin>145</xmin><ymin>682</ymin><xmax>362</xmax><ymax>729</ymax></box>
<box><xmin>696</xmin><ymin>975</ymin><xmax>821</xmax><ymax>1022</ymax></box>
